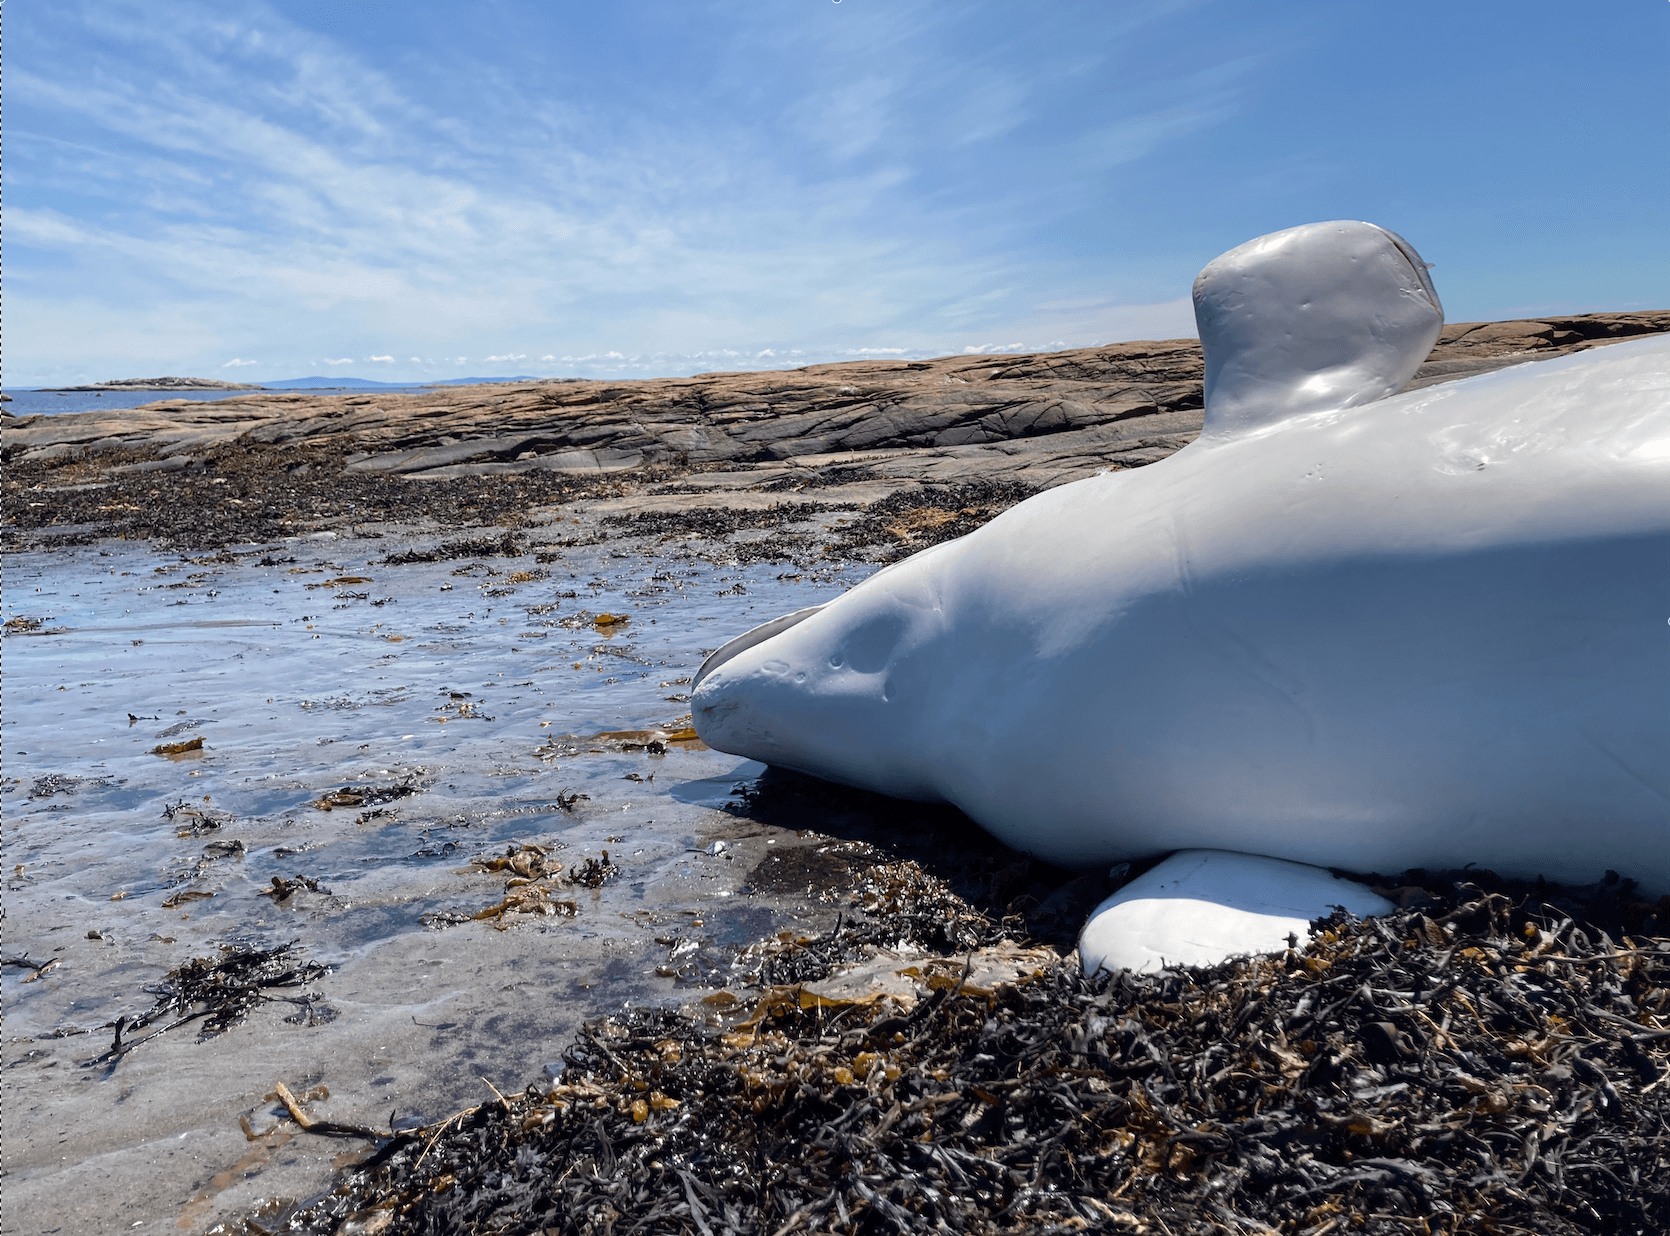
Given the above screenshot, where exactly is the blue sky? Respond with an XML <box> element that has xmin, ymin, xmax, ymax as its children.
<box><xmin>7</xmin><ymin>0</ymin><xmax>1667</xmax><ymax>387</ymax></box>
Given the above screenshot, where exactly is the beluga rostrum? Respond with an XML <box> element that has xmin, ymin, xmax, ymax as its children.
<box><xmin>692</xmin><ymin>220</ymin><xmax>1670</xmax><ymax>972</ymax></box>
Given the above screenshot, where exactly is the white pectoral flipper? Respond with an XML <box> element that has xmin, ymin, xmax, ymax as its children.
<box><xmin>1192</xmin><ymin>220</ymin><xmax>1444</xmax><ymax>440</ymax></box>
<box><xmin>1078</xmin><ymin>851</ymin><xmax>1397</xmax><ymax>975</ymax></box>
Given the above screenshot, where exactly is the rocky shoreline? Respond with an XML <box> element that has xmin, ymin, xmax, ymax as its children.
<box><xmin>6</xmin><ymin>312</ymin><xmax>1667</xmax><ymax>555</ymax></box>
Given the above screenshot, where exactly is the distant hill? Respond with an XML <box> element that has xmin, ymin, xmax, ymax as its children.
<box><xmin>433</xmin><ymin>375</ymin><xmax>548</xmax><ymax>386</ymax></box>
<box><xmin>262</xmin><ymin>376</ymin><xmax>418</xmax><ymax>389</ymax></box>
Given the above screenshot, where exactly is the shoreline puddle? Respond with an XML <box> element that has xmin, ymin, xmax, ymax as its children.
<box><xmin>2</xmin><ymin>531</ymin><xmax>898</xmax><ymax>1233</ymax></box>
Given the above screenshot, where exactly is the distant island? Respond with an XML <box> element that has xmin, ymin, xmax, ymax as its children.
<box><xmin>40</xmin><ymin>374</ymin><xmax>549</xmax><ymax>392</ymax></box>
<box><xmin>47</xmin><ymin>376</ymin><xmax>267</xmax><ymax>392</ymax></box>
<box><xmin>262</xmin><ymin>375</ymin><xmax>547</xmax><ymax>389</ymax></box>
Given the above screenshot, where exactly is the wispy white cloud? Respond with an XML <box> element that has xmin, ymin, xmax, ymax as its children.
<box><xmin>322</xmin><ymin>357</ymin><xmax>354</xmax><ymax>365</ymax></box>
<box><xmin>222</xmin><ymin>356</ymin><xmax>259</xmax><ymax>366</ymax></box>
<box><xmin>789</xmin><ymin>76</ymin><xmax>898</xmax><ymax>164</ymax></box>
<box><xmin>962</xmin><ymin>342</ymin><xmax>1027</xmax><ymax>355</ymax></box>
<box><xmin>4</xmin><ymin>1</ymin><xmax>1230</xmax><ymax>385</ymax></box>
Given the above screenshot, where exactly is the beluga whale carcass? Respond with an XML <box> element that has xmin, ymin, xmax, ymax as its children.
<box><xmin>692</xmin><ymin>220</ymin><xmax>1670</xmax><ymax>970</ymax></box>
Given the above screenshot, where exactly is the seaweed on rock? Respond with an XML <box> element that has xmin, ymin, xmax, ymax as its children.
<box><xmin>265</xmin><ymin>875</ymin><xmax>1667</xmax><ymax>1235</ymax></box>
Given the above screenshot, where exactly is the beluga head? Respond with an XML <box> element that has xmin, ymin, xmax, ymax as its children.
<box><xmin>690</xmin><ymin>544</ymin><xmax>960</xmax><ymax>803</ymax></box>
<box><xmin>1192</xmin><ymin>220</ymin><xmax>1443</xmax><ymax>438</ymax></box>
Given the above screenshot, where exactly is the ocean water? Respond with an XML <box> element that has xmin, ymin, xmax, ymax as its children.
<box><xmin>1</xmin><ymin>386</ymin><xmax>440</xmax><ymax>417</ymax></box>
<box><xmin>2</xmin><ymin>532</ymin><xmax>877</xmax><ymax>1234</ymax></box>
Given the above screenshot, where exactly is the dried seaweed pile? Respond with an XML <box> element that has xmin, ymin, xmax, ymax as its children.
<box><xmin>267</xmin><ymin>877</ymin><xmax>1667</xmax><ymax>1236</ymax></box>
<box><xmin>2</xmin><ymin>442</ymin><xmax>641</xmax><ymax>551</ymax></box>
<box><xmin>648</xmin><ymin>857</ymin><xmax>1014</xmax><ymax>989</ymax></box>
<box><xmin>721</xmin><ymin>769</ymin><xmax>1112</xmax><ymax>955</ymax></box>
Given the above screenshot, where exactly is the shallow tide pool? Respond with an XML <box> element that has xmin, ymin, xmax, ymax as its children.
<box><xmin>2</xmin><ymin>532</ymin><xmax>878</xmax><ymax>1235</ymax></box>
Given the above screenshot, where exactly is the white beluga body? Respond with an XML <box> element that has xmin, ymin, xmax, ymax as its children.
<box><xmin>692</xmin><ymin>221</ymin><xmax>1670</xmax><ymax>919</ymax></box>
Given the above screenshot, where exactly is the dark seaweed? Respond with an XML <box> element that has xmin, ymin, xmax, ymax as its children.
<box><xmin>569</xmin><ymin>852</ymin><xmax>620</xmax><ymax>889</ymax></box>
<box><xmin>383</xmin><ymin>532</ymin><xmax>526</xmax><ymax>564</ymax></box>
<box><xmin>828</xmin><ymin>480</ymin><xmax>1039</xmax><ymax>561</ymax></box>
<box><xmin>82</xmin><ymin>941</ymin><xmax>330</xmax><ymax>1068</ymax></box>
<box><xmin>264</xmin><ymin>872</ymin><xmax>1669</xmax><ymax>1236</ymax></box>
<box><xmin>3</xmin><ymin>443</ymin><xmax>648</xmax><ymax>552</ymax></box>
<box><xmin>599</xmin><ymin>505</ymin><xmax>849</xmax><ymax>540</ymax></box>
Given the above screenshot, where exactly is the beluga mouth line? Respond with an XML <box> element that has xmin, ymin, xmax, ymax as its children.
<box><xmin>692</xmin><ymin>219</ymin><xmax>1670</xmax><ymax>972</ymax></box>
